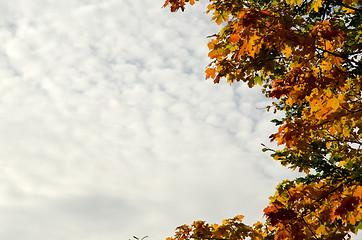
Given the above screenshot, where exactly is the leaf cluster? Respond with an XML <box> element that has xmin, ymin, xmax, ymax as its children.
<box><xmin>163</xmin><ymin>0</ymin><xmax>362</xmax><ymax>239</ymax></box>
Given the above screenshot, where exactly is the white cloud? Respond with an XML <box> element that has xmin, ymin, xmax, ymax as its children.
<box><xmin>0</xmin><ymin>0</ymin><xmax>302</xmax><ymax>240</ymax></box>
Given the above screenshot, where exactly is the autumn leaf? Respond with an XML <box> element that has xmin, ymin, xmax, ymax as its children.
<box><xmin>205</xmin><ymin>68</ymin><xmax>216</xmax><ymax>79</ymax></box>
<box><xmin>282</xmin><ymin>45</ymin><xmax>293</xmax><ymax>58</ymax></box>
<box><xmin>229</xmin><ymin>33</ymin><xmax>240</xmax><ymax>43</ymax></box>
<box><xmin>329</xmin><ymin>97</ymin><xmax>340</xmax><ymax>110</ymax></box>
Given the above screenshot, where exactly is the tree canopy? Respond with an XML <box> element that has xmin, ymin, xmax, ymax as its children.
<box><xmin>163</xmin><ymin>0</ymin><xmax>362</xmax><ymax>239</ymax></box>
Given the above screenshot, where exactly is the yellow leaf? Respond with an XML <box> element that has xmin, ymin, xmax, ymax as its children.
<box><xmin>286</xmin><ymin>97</ymin><xmax>294</xmax><ymax>106</ymax></box>
<box><xmin>247</xmin><ymin>35</ymin><xmax>261</xmax><ymax>57</ymax></box>
<box><xmin>325</xmin><ymin>40</ymin><xmax>333</xmax><ymax>51</ymax></box>
<box><xmin>312</xmin><ymin>0</ymin><xmax>323</xmax><ymax>12</ymax></box>
<box><xmin>343</xmin><ymin>126</ymin><xmax>350</xmax><ymax>137</ymax></box>
<box><xmin>339</xmin><ymin>160</ymin><xmax>347</xmax><ymax>167</ymax></box>
<box><xmin>334</xmin><ymin>124</ymin><xmax>342</xmax><ymax>133</ymax></box>
<box><xmin>329</xmin><ymin>125</ymin><xmax>336</xmax><ymax>135</ymax></box>
<box><xmin>329</xmin><ymin>97</ymin><xmax>340</xmax><ymax>110</ymax></box>
<box><xmin>325</xmin><ymin>88</ymin><xmax>332</xmax><ymax>98</ymax></box>
<box><xmin>320</xmin><ymin>60</ymin><xmax>332</xmax><ymax>71</ymax></box>
<box><xmin>215</xmin><ymin>15</ymin><xmax>223</xmax><ymax>25</ymax></box>
<box><xmin>349</xmin><ymin>213</ymin><xmax>357</xmax><ymax>225</ymax></box>
<box><xmin>337</xmin><ymin>94</ymin><xmax>344</xmax><ymax>102</ymax></box>
<box><xmin>282</xmin><ymin>45</ymin><xmax>293</xmax><ymax>58</ymax></box>
<box><xmin>353</xmin><ymin>186</ymin><xmax>362</xmax><ymax>197</ymax></box>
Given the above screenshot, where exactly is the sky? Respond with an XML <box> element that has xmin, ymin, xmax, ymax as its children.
<box><xmin>0</xmin><ymin>1</ymin><xmax>305</xmax><ymax>239</ymax></box>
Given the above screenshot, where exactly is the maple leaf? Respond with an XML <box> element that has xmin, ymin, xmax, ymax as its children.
<box><xmin>264</xmin><ymin>204</ymin><xmax>298</xmax><ymax>226</ymax></box>
<box><xmin>335</xmin><ymin>197</ymin><xmax>360</xmax><ymax>216</ymax></box>
<box><xmin>229</xmin><ymin>33</ymin><xmax>240</xmax><ymax>43</ymax></box>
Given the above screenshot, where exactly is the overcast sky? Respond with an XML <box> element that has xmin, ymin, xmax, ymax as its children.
<box><xmin>0</xmin><ymin>1</ymin><xmax>303</xmax><ymax>239</ymax></box>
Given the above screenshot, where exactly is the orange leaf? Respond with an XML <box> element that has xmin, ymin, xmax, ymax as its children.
<box><xmin>353</xmin><ymin>186</ymin><xmax>362</xmax><ymax>197</ymax></box>
<box><xmin>205</xmin><ymin>68</ymin><xmax>216</xmax><ymax>79</ymax></box>
<box><xmin>229</xmin><ymin>33</ymin><xmax>240</xmax><ymax>43</ymax></box>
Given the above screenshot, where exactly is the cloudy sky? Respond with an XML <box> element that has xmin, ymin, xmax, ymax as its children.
<box><xmin>0</xmin><ymin>1</ymin><xmax>303</xmax><ymax>239</ymax></box>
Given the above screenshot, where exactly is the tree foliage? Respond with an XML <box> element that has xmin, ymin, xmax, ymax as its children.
<box><xmin>164</xmin><ymin>0</ymin><xmax>362</xmax><ymax>239</ymax></box>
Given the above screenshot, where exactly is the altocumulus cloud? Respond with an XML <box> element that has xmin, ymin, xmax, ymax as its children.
<box><xmin>0</xmin><ymin>0</ymin><xmax>300</xmax><ymax>240</ymax></box>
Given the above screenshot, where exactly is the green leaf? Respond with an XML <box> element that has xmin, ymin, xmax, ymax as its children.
<box><xmin>254</xmin><ymin>75</ymin><xmax>263</xmax><ymax>85</ymax></box>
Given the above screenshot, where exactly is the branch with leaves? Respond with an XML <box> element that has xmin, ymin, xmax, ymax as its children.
<box><xmin>163</xmin><ymin>0</ymin><xmax>362</xmax><ymax>239</ymax></box>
